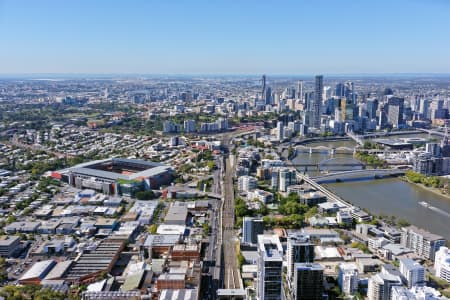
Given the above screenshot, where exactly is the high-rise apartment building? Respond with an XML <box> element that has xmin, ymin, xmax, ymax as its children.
<box><xmin>237</xmin><ymin>175</ymin><xmax>258</xmax><ymax>192</ymax></box>
<box><xmin>312</xmin><ymin>75</ymin><xmax>323</xmax><ymax>129</ymax></box>
<box><xmin>276</xmin><ymin>121</ymin><xmax>284</xmax><ymax>141</ymax></box>
<box><xmin>184</xmin><ymin>119</ymin><xmax>196</xmax><ymax>133</ymax></box>
<box><xmin>367</xmin><ymin>265</ymin><xmax>403</xmax><ymax>300</ymax></box>
<box><xmin>434</xmin><ymin>246</ymin><xmax>450</xmax><ymax>283</ymax></box>
<box><xmin>338</xmin><ymin>263</ymin><xmax>359</xmax><ymax>295</ymax></box>
<box><xmin>399</xmin><ymin>258</ymin><xmax>425</xmax><ymax>288</ymax></box>
<box><xmin>401</xmin><ymin>225</ymin><xmax>446</xmax><ymax>261</ymax></box>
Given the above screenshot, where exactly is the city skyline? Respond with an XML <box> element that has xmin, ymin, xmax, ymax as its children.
<box><xmin>1</xmin><ymin>0</ymin><xmax>450</xmax><ymax>74</ymax></box>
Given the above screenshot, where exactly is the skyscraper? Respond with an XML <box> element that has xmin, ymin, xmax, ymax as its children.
<box><xmin>257</xmin><ymin>235</ymin><xmax>283</xmax><ymax>300</ymax></box>
<box><xmin>366</xmin><ymin>98</ymin><xmax>379</xmax><ymax>119</ymax></box>
<box><xmin>387</xmin><ymin>96</ymin><xmax>404</xmax><ymax>128</ymax></box>
<box><xmin>287</xmin><ymin>234</ymin><xmax>314</xmax><ymax>282</ymax></box>
<box><xmin>292</xmin><ymin>263</ymin><xmax>324</xmax><ymax>300</ymax></box>
<box><xmin>276</xmin><ymin>121</ymin><xmax>284</xmax><ymax>141</ymax></box>
<box><xmin>261</xmin><ymin>74</ymin><xmax>267</xmax><ymax>101</ymax></box>
<box><xmin>297</xmin><ymin>80</ymin><xmax>304</xmax><ymax>101</ymax></box>
<box><xmin>312</xmin><ymin>75</ymin><xmax>323</xmax><ymax>129</ymax></box>
<box><xmin>265</xmin><ymin>86</ymin><xmax>272</xmax><ymax>105</ymax></box>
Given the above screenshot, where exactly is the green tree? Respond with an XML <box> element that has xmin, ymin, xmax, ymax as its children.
<box><xmin>134</xmin><ymin>190</ymin><xmax>155</xmax><ymax>200</ymax></box>
<box><xmin>148</xmin><ymin>224</ymin><xmax>158</xmax><ymax>234</ymax></box>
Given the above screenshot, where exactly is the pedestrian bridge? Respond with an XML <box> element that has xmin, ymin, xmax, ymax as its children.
<box><xmin>295</xmin><ymin>145</ymin><xmax>356</xmax><ymax>154</ymax></box>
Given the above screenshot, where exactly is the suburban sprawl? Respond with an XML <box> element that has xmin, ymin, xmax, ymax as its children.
<box><xmin>0</xmin><ymin>75</ymin><xmax>450</xmax><ymax>300</ymax></box>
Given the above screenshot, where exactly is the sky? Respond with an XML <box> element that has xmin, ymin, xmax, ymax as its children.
<box><xmin>0</xmin><ymin>0</ymin><xmax>449</xmax><ymax>74</ymax></box>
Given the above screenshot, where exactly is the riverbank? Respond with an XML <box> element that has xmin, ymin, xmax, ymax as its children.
<box><xmin>401</xmin><ymin>177</ymin><xmax>450</xmax><ymax>201</ymax></box>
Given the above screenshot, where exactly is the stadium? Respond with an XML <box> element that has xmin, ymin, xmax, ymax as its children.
<box><xmin>51</xmin><ymin>158</ymin><xmax>174</xmax><ymax>196</ymax></box>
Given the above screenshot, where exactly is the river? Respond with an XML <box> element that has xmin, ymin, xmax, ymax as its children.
<box><xmin>291</xmin><ymin>134</ymin><xmax>450</xmax><ymax>240</ymax></box>
<box><xmin>326</xmin><ymin>178</ymin><xmax>450</xmax><ymax>240</ymax></box>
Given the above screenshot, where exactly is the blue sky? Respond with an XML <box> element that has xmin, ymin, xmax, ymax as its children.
<box><xmin>0</xmin><ymin>0</ymin><xmax>449</xmax><ymax>74</ymax></box>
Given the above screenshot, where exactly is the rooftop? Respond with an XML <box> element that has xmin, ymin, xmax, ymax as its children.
<box><xmin>20</xmin><ymin>260</ymin><xmax>56</xmax><ymax>281</ymax></box>
<box><xmin>405</xmin><ymin>225</ymin><xmax>445</xmax><ymax>242</ymax></box>
<box><xmin>0</xmin><ymin>235</ymin><xmax>20</xmax><ymax>246</ymax></box>
<box><xmin>159</xmin><ymin>289</ymin><xmax>198</xmax><ymax>300</ymax></box>
<box><xmin>59</xmin><ymin>158</ymin><xmax>172</xmax><ymax>181</ymax></box>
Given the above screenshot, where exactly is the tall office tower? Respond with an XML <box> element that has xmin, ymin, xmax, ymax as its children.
<box><xmin>338</xmin><ymin>263</ymin><xmax>359</xmax><ymax>295</ymax></box>
<box><xmin>419</xmin><ymin>98</ymin><xmax>429</xmax><ymax>118</ymax></box>
<box><xmin>265</xmin><ymin>86</ymin><xmax>272</xmax><ymax>105</ymax></box>
<box><xmin>387</xmin><ymin>97</ymin><xmax>405</xmax><ymax>128</ymax></box>
<box><xmin>261</xmin><ymin>74</ymin><xmax>267</xmax><ymax>101</ymax></box>
<box><xmin>341</xmin><ymin>97</ymin><xmax>355</xmax><ymax>121</ymax></box>
<box><xmin>297</xmin><ymin>80</ymin><xmax>304</xmax><ymax>101</ymax></box>
<box><xmin>284</xmin><ymin>87</ymin><xmax>296</xmax><ymax>99</ymax></box>
<box><xmin>367</xmin><ymin>265</ymin><xmax>403</xmax><ymax>300</ymax></box>
<box><xmin>335</xmin><ymin>83</ymin><xmax>345</xmax><ymax>97</ymax></box>
<box><xmin>434</xmin><ymin>247</ymin><xmax>450</xmax><ymax>283</ymax></box>
<box><xmin>399</xmin><ymin>258</ymin><xmax>425</xmax><ymax>288</ymax></box>
<box><xmin>377</xmin><ymin>104</ymin><xmax>388</xmax><ymax>129</ymax></box>
<box><xmin>344</xmin><ymin>81</ymin><xmax>355</xmax><ymax>104</ymax></box>
<box><xmin>430</xmin><ymin>99</ymin><xmax>447</xmax><ymax>120</ymax></box>
<box><xmin>276</xmin><ymin>121</ymin><xmax>284</xmax><ymax>141</ymax></box>
<box><xmin>292</xmin><ymin>263</ymin><xmax>324</xmax><ymax>300</ymax></box>
<box><xmin>287</xmin><ymin>234</ymin><xmax>314</xmax><ymax>282</ymax></box>
<box><xmin>257</xmin><ymin>235</ymin><xmax>283</xmax><ymax>300</ymax></box>
<box><xmin>242</xmin><ymin>217</ymin><xmax>264</xmax><ymax>245</ymax></box>
<box><xmin>312</xmin><ymin>75</ymin><xmax>323</xmax><ymax>129</ymax></box>
<box><xmin>366</xmin><ymin>98</ymin><xmax>379</xmax><ymax>119</ymax></box>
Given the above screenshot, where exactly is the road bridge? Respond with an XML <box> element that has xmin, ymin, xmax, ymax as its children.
<box><xmin>295</xmin><ymin>172</ymin><xmax>352</xmax><ymax>208</ymax></box>
<box><xmin>417</xmin><ymin>128</ymin><xmax>446</xmax><ymax>137</ymax></box>
<box><xmin>310</xmin><ymin>169</ymin><xmax>406</xmax><ymax>184</ymax></box>
<box><xmin>346</xmin><ymin>131</ymin><xmax>364</xmax><ymax>146</ymax></box>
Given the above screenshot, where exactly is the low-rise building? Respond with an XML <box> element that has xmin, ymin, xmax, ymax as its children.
<box><xmin>19</xmin><ymin>260</ymin><xmax>56</xmax><ymax>285</ymax></box>
<box><xmin>0</xmin><ymin>235</ymin><xmax>20</xmax><ymax>257</ymax></box>
<box><xmin>5</xmin><ymin>221</ymin><xmax>41</xmax><ymax>234</ymax></box>
<box><xmin>300</xmin><ymin>192</ymin><xmax>327</xmax><ymax>206</ymax></box>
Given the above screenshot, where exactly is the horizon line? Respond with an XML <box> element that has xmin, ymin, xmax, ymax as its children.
<box><xmin>1</xmin><ymin>72</ymin><xmax>450</xmax><ymax>79</ymax></box>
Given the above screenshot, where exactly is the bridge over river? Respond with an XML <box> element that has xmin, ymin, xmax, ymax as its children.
<box><xmin>310</xmin><ymin>169</ymin><xmax>406</xmax><ymax>184</ymax></box>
